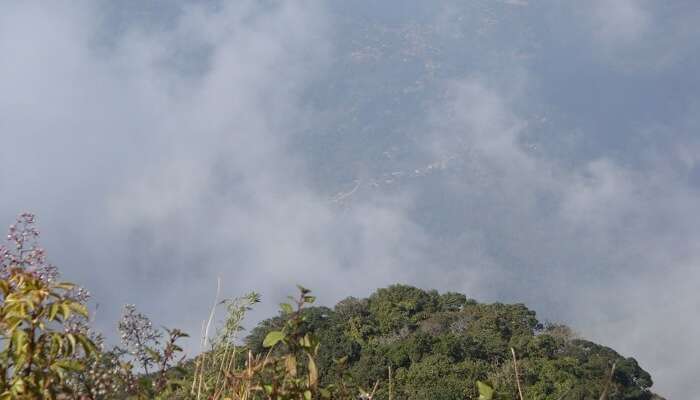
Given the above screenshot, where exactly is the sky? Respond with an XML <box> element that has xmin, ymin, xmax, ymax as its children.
<box><xmin>1</xmin><ymin>1</ymin><xmax>699</xmax><ymax>397</ymax></box>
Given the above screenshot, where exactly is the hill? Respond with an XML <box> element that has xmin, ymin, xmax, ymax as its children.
<box><xmin>247</xmin><ymin>284</ymin><xmax>662</xmax><ymax>400</ymax></box>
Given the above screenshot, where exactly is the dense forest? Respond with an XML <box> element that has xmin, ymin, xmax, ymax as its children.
<box><xmin>246</xmin><ymin>285</ymin><xmax>661</xmax><ymax>400</ymax></box>
<box><xmin>0</xmin><ymin>214</ymin><xmax>664</xmax><ymax>399</ymax></box>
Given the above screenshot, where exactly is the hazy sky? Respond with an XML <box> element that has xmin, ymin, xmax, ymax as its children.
<box><xmin>2</xmin><ymin>1</ymin><xmax>699</xmax><ymax>397</ymax></box>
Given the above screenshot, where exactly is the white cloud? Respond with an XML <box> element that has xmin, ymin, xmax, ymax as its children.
<box><xmin>588</xmin><ymin>0</ymin><xmax>652</xmax><ymax>46</ymax></box>
<box><xmin>0</xmin><ymin>0</ymin><xmax>431</xmax><ymax>348</ymax></box>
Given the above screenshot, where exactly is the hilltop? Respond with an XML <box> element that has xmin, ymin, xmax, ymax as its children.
<box><xmin>247</xmin><ymin>284</ymin><xmax>662</xmax><ymax>400</ymax></box>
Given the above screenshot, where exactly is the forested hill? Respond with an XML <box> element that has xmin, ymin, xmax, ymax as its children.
<box><xmin>247</xmin><ymin>285</ymin><xmax>663</xmax><ymax>400</ymax></box>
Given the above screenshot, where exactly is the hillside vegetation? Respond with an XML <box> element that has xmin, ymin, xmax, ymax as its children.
<box><xmin>247</xmin><ymin>285</ymin><xmax>660</xmax><ymax>400</ymax></box>
<box><xmin>0</xmin><ymin>214</ymin><xmax>663</xmax><ymax>399</ymax></box>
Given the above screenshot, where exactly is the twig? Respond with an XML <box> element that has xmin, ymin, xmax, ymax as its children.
<box><xmin>598</xmin><ymin>362</ymin><xmax>617</xmax><ymax>400</ymax></box>
<box><xmin>198</xmin><ymin>277</ymin><xmax>222</xmax><ymax>400</ymax></box>
<box><xmin>369</xmin><ymin>381</ymin><xmax>379</xmax><ymax>399</ymax></box>
<box><xmin>191</xmin><ymin>320</ymin><xmax>207</xmax><ymax>395</ymax></box>
<box><xmin>214</xmin><ymin>341</ymin><xmax>232</xmax><ymax>391</ymax></box>
<box><xmin>388</xmin><ymin>365</ymin><xmax>393</xmax><ymax>400</ymax></box>
<box><xmin>511</xmin><ymin>347</ymin><xmax>524</xmax><ymax>400</ymax></box>
<box><xmin>555</xmin><ymin>387</ymin><xmax>572</xmax><ymax>400</ymax></box>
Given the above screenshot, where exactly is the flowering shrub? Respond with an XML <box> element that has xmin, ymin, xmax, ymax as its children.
<box><xmin>0</xmin><ymin>214</ymin><xmax>96</xmax><ymax>399</ymax></box>
<box><xmin>1</xmin><ymin>213</ymin><xmax>58</xmax><ymax>282</ymax></box>
<box><xmin>119</xmin><ymin>304</ymin><xmax>163</xmax><ymax>375</ymax></box>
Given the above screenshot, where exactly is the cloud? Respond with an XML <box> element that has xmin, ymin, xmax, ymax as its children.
<box><xmin>586</xmin><ymin>0</ymin><xmax>652</xmax><ymax>46</ymax></box>
<box><xmin>0</xmin><ymin>0</ymin><xmax>431</xmax><ymax>346</ymax></box>
<box><xmin>566</xmin><ymin>1</ymin><xmax>700</xmax><ymax>73</ymax></box>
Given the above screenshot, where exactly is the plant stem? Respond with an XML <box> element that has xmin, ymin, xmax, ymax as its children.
<box><xmin>511</xmin><ymin>347</ymin><xmax>524</xmax><ymax>400</ymax></box>
<box><xmin>388</xmin><ymin>365</ymin><xmax>393</xmax><ymax>400</ymax></box>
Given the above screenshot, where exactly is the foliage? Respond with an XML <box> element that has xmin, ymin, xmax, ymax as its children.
<box><xmin>181</xmin><ymin>286</ymin><xmax>365</xmax><ymax>400</ymax></box>
<box><xmin>85</xmin><ymin>305</ymin><xmax>191</xmax><ymax>399</ymax></box>
<box><xmin>0</xmin><ymin>215</ymin><xmax>666</xmax><ymax>399</ymax></box>
<box><xmin>0</xmin><ymin>214</ymin><xmax>96</xmax><ymax>399</ymax></box>
<box><xmin>248</xmin><ymin>284</ymin><xmax>660</xmax><ymax>400</ymax></box>
<box><xmin>0</xmin><ymin>268</ymin><xmax>96</xmax><ymax>399</ymax></box>
<box><xmin>184</xmin><ymin>291</ymin><xmax>260</xmax><ymax>399</ymax></box>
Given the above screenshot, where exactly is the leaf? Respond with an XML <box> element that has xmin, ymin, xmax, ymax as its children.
<box><xmin>50</xmin><ymin>333</ymin><xmax>62</xmax><ymax>356</ymax></box>
<box><xmin>11</xmin><ymin>329</ymin><xmax>28</xmax><ymax>355</ymax></box>
<box><xmin>477</xmin><ymin>381</ymin><xmax>494</xmax><ymax>400</ymax></box>
<box><xmin>285</xmin><ymin>354</ymin><xmax>297</xmax><ymax>377</ymax></box>
<box><xmin>10</xmin><ymin>378</ymin><xmax>25</xmax><ymax>395</ymax></box>
<box><xmin>304</xmin><ymin>390</ymin><xmax>312</xmax><ymax>400</ymax></box>
<box><xmin>0</xmin><ymin>280</ymin><xmax>9</xmax><ymax>296</ymax></box>
<box><xmin>66</xmin><ymin>333</ymin><xmax>78</xmax><ymax>355</ymax></box>
<box><xmin>262</xmin><ymin>330</ymin><xmax>285</xmax><ymax>348</ymax></box>
<box><xmin>53</xmin><ymin>282</ymin><xmax>76</xmax><ymax>291</ymax></box>
<box><xmin>53</xmin><ymin>359</ymin><xmax>84</xmax><ymax>372</ymax></box>
<box><xmin>307</xmin><ymin>352</ymin><xmax>318</xmax><ymax>388</ymax></box>
<box><xmin>334</xmin><ymin>356</ymin><xmax>348</xmax><ymax>366</ymax></box>
<box><xmin>296</xmin><ymin>285</ymin><xmax>311</xmax><ymax>295</ymax></box>
<box><xmin>280</xmin><ymin>303</ymin><xmax>294</xmax><ymax>314</ymax></box>
<box><xmin>70</xmin><ymin>302</ymin><xmax>89</xmax><ymax>318</ymax></box>
<box><xmin>299</xmin><ymin>334</ymin><xmax>312</xmax><ymax>348</ymax></box>
<box><xmin>48</xmin><ymin>303</ymin><xmax>59</xmax><ymax>321</ymax></box>
<box><xmin>76</xmin><ymin>334</ymin><xmax>97</xmax><ymax>355</ymax></box>
<box><xmin>60</xmin><ymin>303</ymin><xmax>72</xmax><ymax>320</ymax></box>
<box><xmin>146</xmin><ymin>347</ymin><xmax>162</xmax><ymax>363</ymax></box>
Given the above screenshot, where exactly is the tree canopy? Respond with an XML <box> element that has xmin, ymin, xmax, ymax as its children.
<box><xmin>247</xmin><ymin>284</ymin><xmax>660</xmax><ymax>400</ymax></box>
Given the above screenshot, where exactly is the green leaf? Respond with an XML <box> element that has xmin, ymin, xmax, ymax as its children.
<box><xmin>280</xmin><ymin>303</ymin><xmax>294</xmax><ymax>314</ymax></box>
<box><xmin>11</xmin><ymin>330</ymin><xmax>28</xmax><ymax>355</ymax></box>
<box><xmin>60</xmin><ymin>303</ymin><xmax>72</xmax><ymax>320</ymax></box>
<box><xmin>477</xmin><ymin>381</ymin><xmax>494</xmax><ymax>400</ymax></box>
<box><xmin>70</xmin><ymin>302</ymin><xmax>89</xmax><ymax>318</ymax></box>
<box><xmin>76</xmin><ymin>334</ymin><xmax>97</xmax><ymax>355</ymax></box>
<box><xmin>66</xmin><ymin>333</ymin><xmax>77</xmax><ymax>355</ymax></box>
<box><xmin>262</xmin><ymin>330</ymin><xmax>285</xmax><ymax>348</ymax></box>
<box><xmin>48</xmin><ymin>303</ymin><xmax>59</xmax><ymax>321</ymax></box>
<box><xmin>53</xmin><ymin>359</ymin><xmax>84</xmax><ymax>372</ymax></box>
<box><xmin>50</xmin><ymin>333</ymin><xmax>62</xmax><ymax>356</ymax></box>
<box><xmin>304</xmin><ymin>390</ymin><xmax>312</xmax><ymax>400</ymax></box>
<box><xmin>334</xmin><ymin>356</ymin><xmax>348</xmax><ymax>366</ymax></box>
<box><xmin>146</xmin><ymin>347</ymin><xmax>162</xmax><ymax>363</ymax></box>
<box><xmin>10</xmin><ymin>378</ymin><xmax>25</xmax><ymax>395</ymax></box>
<box><xmin>299</xmin><ymin>334</ymin><xmax>312</xmax><ymax>348</ymax></box>
<box><xmin>296</xmin><ymin>285</ymin><xmax>311</xmax><ymax>295</ymax></box>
